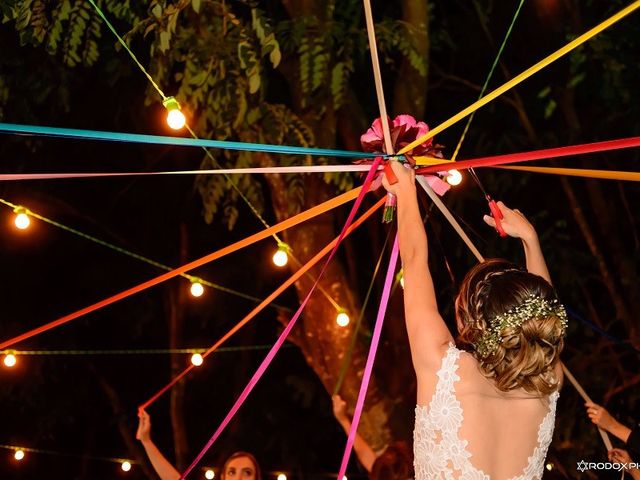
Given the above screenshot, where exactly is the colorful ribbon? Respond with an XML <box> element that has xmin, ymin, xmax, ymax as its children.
<box><xmin>0</xmin><ymin>187</ymin><xmax>363</xmax><ymax>350</ymax></box>
<box><xmin>140</xmin><ymin>196</ymin><xmax>385</xmax><ymax>410</ymax></box>
<box><xmin>0</xmin><ymin>122</ymin><xmax>378</xmax><ymax>159</ymax></box>
<box><xmin>337</xmin><ymin>235</ymin><xmax>399</xmax><ymax>480</ymax></box>
<box><xmin>179</xmin><ymin>160</ymin><xmax>381</xmax><ymax>478</ymax></box>
<box><xmin>416</xmin><ymin>136</ymin><xmax>640</xmax><ymax>175</ymax></box>
<box><xmin>496</xmin><ymin>165</ymin><xmax>640</xmax><ymax>182</ymax></box>
<box><xmin>399</xmin><ymin>0</ymin><xmax>640</xmax><ymax>155</ymax></box>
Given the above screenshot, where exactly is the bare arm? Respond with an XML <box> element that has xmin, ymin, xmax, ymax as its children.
<box><xmin>383</xmin><ymin>161</ymin><xmax>454</xmax><ymax>370</ymax></box>
<box><xmin>483</xmin><ymin>202</ymin><xmax>551</xmax><ymax>284</ymax></box>
<box><xmin>332</xmin><ymin>395</ymin><xmax>376</xmax><ymax>472</ymax></box>
<box><xmin>137</xmin><ymin>410</ymin><xmax>180</xmax><ymax>480</ymax></box>
<box><xmin>586</xmin><ymin>403</ymin><xmax>632</xmax><ymax>443</ymax></box>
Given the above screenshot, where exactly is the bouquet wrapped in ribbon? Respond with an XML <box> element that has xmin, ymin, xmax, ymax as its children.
<box><xmin>360</xmin><ymin>115</ymin><xmax>448</xmax><ymax>222</ymax></box>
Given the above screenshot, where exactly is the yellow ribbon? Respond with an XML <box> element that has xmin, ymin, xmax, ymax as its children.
<box><xmin>413</xmin><ymin>156</ymin><xmax>454</xmax><ymax>167</ymax></box>
<box><xmin>398</xmin><ymin>0</ymin><xmax>640</xmax><ymax>156</ymax></box>
<box><xmin>496</xmin><ymin>165</ymin><xmax>640</xmax><ymax>182</ymax></box>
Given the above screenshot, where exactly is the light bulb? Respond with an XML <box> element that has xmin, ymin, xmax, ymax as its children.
<box><xmin>3</xmin><ymin>354</ymin><xmax>17</xmax><ymax>368</ymax></box>
<box><xmin>272</xmin><ymin>246</ymin><xmax>289</xmax><ymax>267</ymax></box>
<box><xmin>343</xmin><ymin>476</ymin><xmax>348</xmax><ymax>480</ymax></box>
<box><xmin>545</xmin><ymin>463</ymin><xmax>553</xmax><ymax>471</ymax></box>
<box><xmin>205</xmin><ymin>469</ymin><xmax>215</xmax><ymax>479</ymax></box>
<box><xmin>445</xmin><ymin>169</ymin><xmax>462</xmax><ymax>186</ymax></box>
<box><xmin>163</xmin><ymin>96</ymin><xmax>186</xmax><ymax>130</ymax></box>
<box><xmin>121</xmin><ymin>461</ymin><xmax>132</xmax><ymax>472</ymax></box>
<box><xmin>191</xmin><ymin>353</ymin><xmax>204</xmax><ymax>366</ymax></box>
<box><xmin>277</xmin><ymin>474</ymin><xmax>287</xmax><ymax>480</ymax></box>
<box><xmin>167</xmin><ymin>109</ymin><xmax>186</xmax><ymax>129</ymax></box>
<box><xmin>400</xmin><ymin>274</ymin><xmax>405</xmax><ymax>289</ymax></box>
<box><xmin>14</xmin><ymin>212</ymin><xmax>30</xmax><ymax>230</ymax></box>
<box><xmin>190</xmin><ymin>281</ymin><xmax>204</xmax><ymax>297</ymax></box>
<box><xmin>14</xmin><ymin>450</ymin><xmax>25</xmax><ymax>461</ymax></box>
<box><xmin>336</xmin><ymin>310</ymin><xmax>350</xmax><ymax>327</ymax></box>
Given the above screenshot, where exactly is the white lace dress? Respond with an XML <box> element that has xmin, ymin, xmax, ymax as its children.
<box><xmin>414</xmin><ymin>344</ymin><xmax>559</xmax><ymax>480</ymax></box>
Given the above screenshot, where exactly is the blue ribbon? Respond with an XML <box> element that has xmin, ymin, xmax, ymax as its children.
<box><xmin>566</xmin><ymin>306</ymin><xmax>640</xmax><ymax>356</ymax></box>
<box><xmin>0</xmin><ymin>122</ymin><xmax>383</xmax><ymax>159</ymax></box>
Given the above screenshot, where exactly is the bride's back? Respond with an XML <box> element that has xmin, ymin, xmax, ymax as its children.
<box><xmin>415</xmin><ymin>347</ymin><xmax>560</xmax><ymax>480</ymax></box>
<box><xmin>456</xmin><ymin>351</ymin><xmax>556</xmax><ymax>478</ymax></box>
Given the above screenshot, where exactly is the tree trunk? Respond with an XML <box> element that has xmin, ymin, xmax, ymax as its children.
<box><xmin>393</xmin><ymin>0</ymin><xmax>430</xmax><ymax>117</ymax></box>
<box><xmin>262</xmin><ymin>160</ymin><xmax>393</xmax><ymax>450</ymax></box>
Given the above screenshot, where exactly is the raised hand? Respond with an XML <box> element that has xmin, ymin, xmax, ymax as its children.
<box><xmin>483</xmin><ymin>201</ymin><xmax>536</xmax><ymax>241</ymax></box>
<box><xmin>136</xmin><ymin>409</ymin><xmax>152</xmax><ymax>443</ymax></box>
<box><xmin>381</xmin><ymin>160</ymin><xmax>416</xmax><ymax>196</ymax></box>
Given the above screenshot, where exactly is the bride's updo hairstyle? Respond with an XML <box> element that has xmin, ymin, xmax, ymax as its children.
<box><xmin>455</xmin><ymin>259</ymin><xmax>567</xmax><ymax>395</ymax></box>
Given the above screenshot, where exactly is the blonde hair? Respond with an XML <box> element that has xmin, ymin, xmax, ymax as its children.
<box><xmin>455</xmin><ymin>259</ymin><xmax>566</xmax><ymax>395</ymax></box>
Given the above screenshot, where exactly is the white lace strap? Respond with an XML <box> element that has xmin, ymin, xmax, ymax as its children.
<box><xmin>434</xmin><ymin>343</ymin><xmax>461</xmax><ymax>394</ymax></box>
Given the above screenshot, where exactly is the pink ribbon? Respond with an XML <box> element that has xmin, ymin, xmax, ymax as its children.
<box><xmin>336</xmin><ymin>234</ymin><xmax>400</xmax><ymax>480</ymax></box>
<box><xmin>179</xmin><ymin>159</ymin><xmax>382</xmax><ymax>478</ymax></box>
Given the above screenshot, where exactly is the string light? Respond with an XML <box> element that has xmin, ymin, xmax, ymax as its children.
<box><xmin>121</xmin><ymin>460</ymin><xmax>132</xmax><ymax>472</ymax></box>
<box><xmin>190</xmin><ymin>279</ymin><xmax>205</xmax><ymax>298</ymax></box>
<box><xmin>163</xmin><ymin>97</ymin><xmax>186</xmax><ymax>130</ymax></box>
<box><xmin>14</xmin><ymin>449</ymin><xmax>25</xmax><ymax>461</ymax></box>
<box><xmin>396</xmin><ymin>269</ymin><xmax>404</xmax><ymax>289</ymax></box>
<box><xmin>545</xmin><ymin>463</ymin><xmax>554</xmax><ymax>471</ymax></box>
<box><xmin>191</xmin><ymin>353</ymin><xmax>204</xmax><ymax>366</ymax></box>
<box><xmin>272</xmin><ymin>243</ymin><xmax>289</xmax><ymax>267</ymax></box>
<box><xmin>445</xmin><ymin>169</ymin><xmax>463</xmax><ymax>186</ymax></box>
<box><xmin>277</xmin><ymin>474</ymin><xmax>287</xmax><ymax>480</ymax></box>
<box><xmin>3</xmin><ymin>353</ymin><xmax>17</xmax><ymax>368</ymax></box>
<box><xmin>336</xmin><ymin>309</ymin><xmax>350</xmax><ymax>327</ymax></box>
<box><xmin>13</xmin><ymin>207</ymin><xmax>30</xmax><ymax>230</ymax></box>
<box><xmin>205</xmin><ymin>469</ymin><xmax>215</xmax><ymax>479</ymax></box>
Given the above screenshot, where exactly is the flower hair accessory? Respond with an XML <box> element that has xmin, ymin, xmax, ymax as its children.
<box><xmin>474</xmin><ymin>294</ymin><xmax>568</xmax><ymax>358</ymax></box>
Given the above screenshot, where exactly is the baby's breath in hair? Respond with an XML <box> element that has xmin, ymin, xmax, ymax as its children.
<box><xmin>474</xmin><ymin>294</ymin><xmax>568</xmax><ymax>358</ymax></box>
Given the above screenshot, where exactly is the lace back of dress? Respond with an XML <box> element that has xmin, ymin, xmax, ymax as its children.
<box><xmin>414</xmin><ymin>344</ymin><xmax>558</xmax><ymax>480</ymax></box>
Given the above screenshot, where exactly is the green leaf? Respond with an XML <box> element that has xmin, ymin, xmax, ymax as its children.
<box><xmin>248</xmin><ymin>71</ymin><xmax>260</xmax><ymax>94</ymax></box>
<box><xmin>537</xmin><ymin>86</ymin><xmax>551</xmax><ymax>99</ymax></box>
<box><xmin>568</xmin><ymin>72</ymin><xmax>586</xmax><ymax>89</ymax></box>
<box><xmin>192</xmin><ymin>0</ymin><xmax>201</xmax><ymax>14</ymax></box>
<box><xmin>159</xmin><ymin>30</ymin><xmax>170</xmax><ymax>53</ymax></box>
<box><xmin>544</xmin><ymin>99</ymin><xmax>557</xmax><ymax>119</ymax></box>
<box><xmin>151</xmin><ymin>4</ymin><xmax>162</xmax><ymax>20</ymax></box>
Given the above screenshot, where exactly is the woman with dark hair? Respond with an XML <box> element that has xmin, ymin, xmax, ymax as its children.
<box><xmin>382</xmin><ymin>161</ymin><xmax>567</xmax><ymax>479</ymax></box>
<box><xmin>136</xmin><ymin>410</ymin><xmax>261</xmax><ymax>480</ymax></box>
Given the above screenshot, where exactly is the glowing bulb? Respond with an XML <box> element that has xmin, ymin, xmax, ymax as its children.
<box><xmin>336</xmin><ymin>310</ymin><xmax>350</xmax><ymax>327</ymax></box>
<box><xmin>121</xmin><ymin>461</ymin><xmax>132</xmax><ymax>472</ymax></box>
<box><xmin>205</xmin><ymin>469</ymin><xmax>215</xmax><ymax>479</ymax></box>
<box><xmin>167</xmin><ymin>109</ymin><xmax>186</xmax><ymax>129</ymax></box>
<box><xmin>272</xmin><ymin>245</ymin><xmax>289</xmax><ymax>267</ymax></box>
<box><xmin>191</xmin><ymin>353</ymin><xmax>204</xmax><ymax>366</ymax></box>
<box><xmin>445</xmin><ymin>169</ymin><xmax>462</xmax><ymax>186</ymax></box>
<box><xmin>343</xmin><ymin>476</ymin><xmax>348</xmax><ymax>480</ymax></box>
<box><xmin>14</xmin><ymin>211</ymin><xmax>30</xmax><ymax>230</ymax></box>
<box><xmin>545</xmin><ymin>463</ymin><xmax>553</xmax><ymax>471</ymax></box>
<box><xmin>190</xmin><ymin>281</ymin><xmax>204</xmax><ymax>297</ymax></box>
<box><xmin>277</xmin><ymin>474</ymin><xmax>287</xmax><ymax>480</ymax></box>
<box><xmin>3</xmin><ymin>354</ymin><xmax>17</xmax><ymax>368</ymax></box>
<box><xmin>163</xmin><ymin>96</ymin><xmax>186</xmax><ymax>130</ymax></box>
<box><xmin>14</xmin><ymin>450</ymin><xmax>25</xmax><ymax>461</ymax></box>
